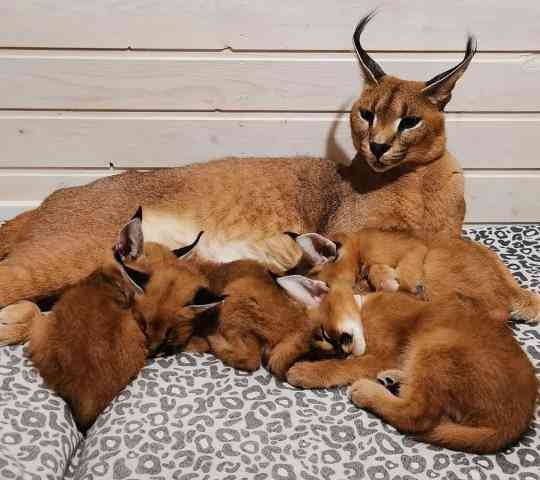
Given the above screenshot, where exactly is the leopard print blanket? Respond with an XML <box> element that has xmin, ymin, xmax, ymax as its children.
<box><xmin>1</xmin><ymin>225</ymin><xmax>539</xmax><ymax>480</ymax></box>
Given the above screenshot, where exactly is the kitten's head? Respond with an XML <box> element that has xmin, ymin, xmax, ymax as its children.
<box><xmin>350</xmin><ymin>12</ymin><xmax>477</xmax><ymax>172</ymax></box>
<box><xmin>276</xmin><ymin>272</ymin><xmax>365</xmax><ymax>358</ymax></box>
<box><xmin>284</xmin><ymin>232</ymin><xmax>366</xmax><ymax>356</ymax></box>
<box><xmin>112</xmin><ymin>207</ymin><xmax>224</xmax><ymax>355</ymax></box>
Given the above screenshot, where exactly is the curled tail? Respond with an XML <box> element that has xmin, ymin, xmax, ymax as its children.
<box><xmin>511</xmin><ymin>289</ymin><xmax>540</xmax><ymax>323</ymax></box>
<box><xmin>0</xmin><ymin>301</ymin><xmax>41</xmax><ymax>346</ymax></box>
<box><xmin>421</xmin><ymin>421</ymin><xmax>511</xmax><ymax>454</ymax></box>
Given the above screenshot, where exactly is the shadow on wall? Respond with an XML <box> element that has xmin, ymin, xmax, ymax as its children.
<box><xmin>325</xmin><ymin>100</ymin><xmax>353</xmax><ymax>166</ymax></box>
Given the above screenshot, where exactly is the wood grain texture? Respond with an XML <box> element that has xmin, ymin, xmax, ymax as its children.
<box><xmin>0</xmin><ymin>112</ymin><xmax>538</xmax><ymax>169</ymax></box>
<box><xmin>1</xmin><ymin>1</ymin><xmax>539</xmax><ymax>50</ymax></box>
<box><xmin>0</xmin><ymin>169</ymin><xmax>537</xmax><ymax>223</ymax></box>
<box><xmin>0</xmin><ymin>52</ymin><xmax>538</xmax><ymax>111</ymax></box>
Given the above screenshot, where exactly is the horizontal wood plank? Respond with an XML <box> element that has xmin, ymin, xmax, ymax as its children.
<box><xmin>1</xmin><ymin>1</ymin><xmax>539</xmax><ymax>51</ymax></box>
<box><xmin>0</xmin><ymin>169</ymin><xmax>537</xmax><ymax>223</ymax></box>
<box><xmin>0</xmin><ymin>112</ymin><xmax>539</xmax><ymax>169</ymax></box>
<box><xmin>0</xmin><ymin>52</ymin><xmax>538</xmax><ymax>111</ymax></box>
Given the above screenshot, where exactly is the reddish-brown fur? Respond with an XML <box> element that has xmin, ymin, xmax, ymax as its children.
<box><xmin>0</xmin><ymin>218</ymin><xmax>218</xmax><ymax>431</ymax></box>
<box><xmin>321</xmin><ymin>229</ymin><xmax>540</xmax><ymax>329</ymax></box>
<box><xmin>189</xmin><ymin>259</ymin><xmax>347</xmax><ymax>378</ymax></box>
<box><xmin>287</xmin><ymin>291</ymin><xmax>538</xmax><ymax>453</ymax></box>
<box><xmin>0</xmin><ymin>13</ymin><xmax>473</xmax><ymax>307</ymax></box>
<box><xmin>287</xmin><ymin>228</ymin><xmax>540</xmax><ymax>353</ymax></box>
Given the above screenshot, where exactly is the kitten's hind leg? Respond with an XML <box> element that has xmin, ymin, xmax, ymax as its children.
<box><xmin>208</xmin><ymin>331</ymin><xmax>262</xmax><ymax>372</ymax></box>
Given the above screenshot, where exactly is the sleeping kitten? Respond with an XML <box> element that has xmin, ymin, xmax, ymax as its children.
<box><xmin>185</xmin><ymin>257</ymin><xmax>359</xmax><ymax>379</ymax></box>
<box><xmin>287</xmin><ymin>290</ymin><xmax>538</xmax><ymax>453</ymax></box>
<box><xmin>286</xmin><ymin>229</ymin><xmax>540</xmax><ymax>353</ymax></box>
<box><xmin>0</xmin><ymin>208</ymin><xmax>222</xmax><ymax>431</ymax></box>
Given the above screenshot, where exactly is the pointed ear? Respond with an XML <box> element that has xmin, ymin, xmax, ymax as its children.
<box><xmin>352</xmin><ymin>11</ymin><xmax>386</xmax><ymax>85</ymax></box>
<box><xmin>115</xmin><ymin>206</ymin><xmax>144</xmax><ymax>261</ymax></box>
<box><xmin>172</xmin><ymin>231</ymin><xmax>204</xmax><ymax>259</ymax></box>
<box><xmin>276</xmin><ymin>275</ymin><xmax>329</xmax><ymax>309</ymax></box>
<box><xmin>186</xmin><ymin>287</ymin><xmax>225</xmax><ymax>314</ymax></box>
<box><xmin>422</xmin><ymin>35</ymin><xmax>477</xmax><ymax>111</ymax></box>
<box><xmin>290</xmin><ymin>233</ymin><xmax>339</xmax><ymax>267</ymax></box>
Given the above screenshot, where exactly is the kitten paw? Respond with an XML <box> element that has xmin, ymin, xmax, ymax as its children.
<box><xmin>377</xmin><ymin>369</ymin><xmax>404</xmax><ymax>396</ymax></box>
<box><xmin>287</xmin><ymin>362</ymin><xmax>331</xmax><ymax>389</ymax></box>
<box><xmin>350</xmin><ymin>378</ymin><xmax>379</xmax><ymax>408</ymax></box>
<box><xmin>380</xmin><ymin>278</ymin><xmax>400</xmax><ymax>292</ymax></box>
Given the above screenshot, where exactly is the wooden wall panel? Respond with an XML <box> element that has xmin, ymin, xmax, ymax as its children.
<box><xmin>0</xmin><ymin>112</ymin><xmax>538</xmax><ymax>170</ymax></box>
<box><xmin>0</xmin><ymin>52</ymin><xmax>537</xmax><ymax>111</ymax></box>
<box><xmin>1</xmin><ymin>1</ymin><xmax>539</xmax><ymax>50</ymax></box>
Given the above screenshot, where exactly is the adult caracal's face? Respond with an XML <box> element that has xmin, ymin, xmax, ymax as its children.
<box><xmin>350</xmin><ymin>12</ymin><xmax>476</xmax><ymax>173</ymax></box>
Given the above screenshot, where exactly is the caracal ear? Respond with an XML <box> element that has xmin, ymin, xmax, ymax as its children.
<box><xmin>276</xmin><ymin>275</ymin><xmax>329</xmax><ymax>309</ymax></box>
<box><xmin>186</xmin><ymin>287</ymin><xmax>226</xmax><ymax>314</ymax></box>
<box><xmin>286</xmin><ymin>232</ymin><xmax>339</xmax><ymax>267</ymax></box>
<box><xmin>352</xmin><ymin>11</ymin><xmax>386</xmax><ymax>86</ymax></box>
<box><xmin>115</xmin><ymin>206</ymin><xmax>144</xmax><ymax>262</ymax></box>
<box><xmin>422</xmin><ymin>35</ymin><xmax>477</xmax><ymax>111</ymax></box>
<box><xmin>172</xmin><ymin>231</ymin><xmax>204</xmax><ymax>259</ymax></box>
<box><xmin>113</xmin><ymin>206</ymin><xmax>148</xmax><ymax>295</ymax></box>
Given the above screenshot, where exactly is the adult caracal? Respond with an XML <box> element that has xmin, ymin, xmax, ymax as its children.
<box><xmin>0</xmin><ymin>13</ymin><xmax>474</xmax><ymax>309</ymax></box>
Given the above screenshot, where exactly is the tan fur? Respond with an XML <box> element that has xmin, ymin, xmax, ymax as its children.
<box><xmin>188</xmin><ymin>260</ymin><xmax>346</xmax><ymax>379</ymax></box>
<box><xmin>287</xmin><ymin>291</ymin><xmax>538</xmax><ymax>453</ymax></box>
<box><xmin>0</xmin><ymin>242</ymin><xmax>211</xmax><ymax>432</ymax></box>
<box><xmin>321</xmin><ymin>229</ymin><xmax>540</xmax><ymax>329</ymax></box>
<box><xmin>0</xmin><ymin>18</ymin><xmax>473</xmax><ymax>306</ymax></box>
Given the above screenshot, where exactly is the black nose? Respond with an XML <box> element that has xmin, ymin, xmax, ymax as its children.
<box><xmin>369</xmin><ymin>142</ymin><xmax>391</xmax><ymax>159</ymax></box>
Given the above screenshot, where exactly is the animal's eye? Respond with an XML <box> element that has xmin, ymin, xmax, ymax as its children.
<box><xmin>360</xmin><ymin>109</ymin><xmax>375</xmax><ymax>125</ymax></box>
<box><xmin>398</xmin><ymin>116</ymin><xmax>421</xmax><ymax>131</ymax></box>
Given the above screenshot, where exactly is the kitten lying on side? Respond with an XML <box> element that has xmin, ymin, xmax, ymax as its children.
<box><xmin>187</xmin><ymin>257</ymin><xmax>363</xmax><ymax>379</ymax></box>
<box><xmin>0</xmin><ymin>208</ymin><xmax>222</xmax><ymax>431</ymax></box>
<box><xmin>288</xmin><ymin>229</ymin><xmax>540</xmax><ymax>352</ymax></box>
<box><xmin>288</xmin><ymin>291</ymin><xmax>538</xmax><ymax>453</ymax></box>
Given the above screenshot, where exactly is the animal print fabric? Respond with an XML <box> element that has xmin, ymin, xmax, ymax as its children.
<box><xmin>0</xmin><ymin>225</ymin><xmax>539</xmax><ymax>480</ymax></box>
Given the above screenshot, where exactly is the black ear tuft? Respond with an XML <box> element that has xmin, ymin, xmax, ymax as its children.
<box><xmin>173</xmin><ymin>231</ymin><xmax>204</xmax><ymax>259</ymax></box>
<box><xmin>352</xmin><ymin>11</ymin><xmax>386</xmax><ymax>84</ymax></box>
<box><xmin>131</xmin><ymin>206</ymin><xmax>143</xmax><ymax>221</ymax></box>
<box><xmin>192</xmin><ymin>287</ymin><xmax>226</xmax><ymax>306</ymax></box>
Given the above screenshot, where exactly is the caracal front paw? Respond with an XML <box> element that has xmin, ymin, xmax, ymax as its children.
<box><xmin>350</xmin><ymin>378</ymin><xmax>384</xmax><ymax>409</ymax></box>
<box><xmin>377</xmin><ymin>369</ymin><xmax>405</xmax><ymax>396</ymax></box>
<box><xmin>287</xmin><ymin>362</ymin><xmax>335</xmax><ymax>389</ymax></box>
